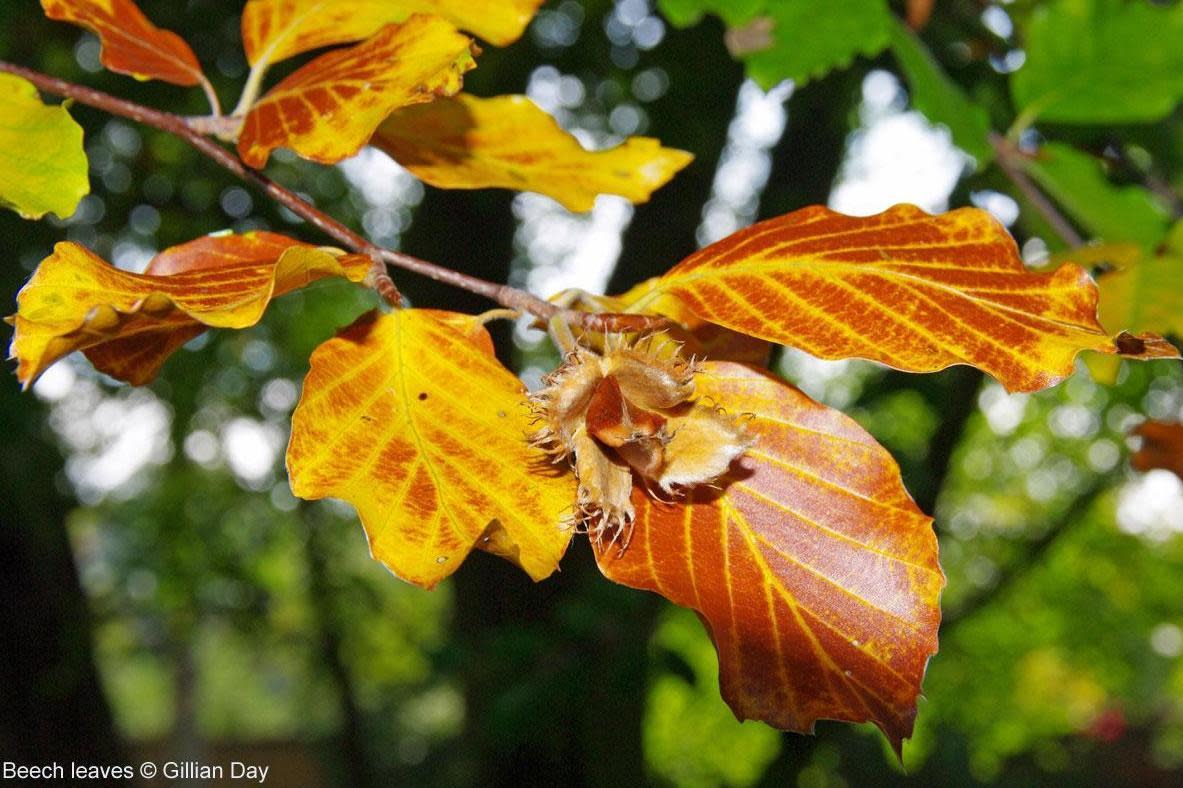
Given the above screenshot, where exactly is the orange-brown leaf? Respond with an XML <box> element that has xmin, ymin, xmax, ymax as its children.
<box><xmin>9</xmin><ymin>236</ymin><xmax>370</xmax><ymax>387</ymax></box>
<box><xmin>41</xmin><ymin>0</ymin><xmax>205</xmax><ymax>86</ymax></box>
<box><xmin>373</xmin><ymin>94</ymin><xmax>693</xmax><ymax>212</ymax></box>
<box><xmin>1131</xmin><ymin>420</ymin><xmax>1183</xmax><ymax>481</ymax></box>
<box><xmin>651</xmin><ymin>204</ymin><xmax>1178</xmax><ymax>393</ymax></box>
<box><xmin>241</xmin><ymin>0</ymin><xmax>542</xmax><ymax>67</ymax></box>
<box><xmin>286</xmin><ymin>309</ymin><xmax>576</xmax><ymax>588</ymax></box>
<box><xmin>237</xmin><ymin>17</ymin><xmax>476</xmax><ymax>168</ymax></box>
<box><xmin>595</xmin><ymin>362</ymin><xmax>942</xmax><ymax>750</ymax></box>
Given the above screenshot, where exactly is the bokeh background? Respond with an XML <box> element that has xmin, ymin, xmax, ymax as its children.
<box><xmin>3</xmin><ymin>0</ymin><xmax>1183</xmax><ymax>785</ymax></box>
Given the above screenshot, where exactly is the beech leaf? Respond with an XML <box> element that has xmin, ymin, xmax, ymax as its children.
<box><xmin>9</xmin><ymin>235</ymin><xmax>370</xmax><ymax>387</ymax></box>
<box><xmin>41</xmin><ymin>0</ymin><xmax>206</xmax><ymax>86</ymax></box>
<box><xmin>0</xmin><ymin>73</ymin><xmax>89</xmax><ymax>220</ymax></box>
<box><xmin>648</xmin><ymin>204</ymin><xmax>1179</xmax><ymax>393</ymax></box>
<box><xmin>287</xmin><ymin>309</ymin><xmax>576</xmax><ymax>589</ymax></box>
<box><xmin>241</xmin><ymin>0</ymin><xmax>542</xmax><ymax>68</ymax></box>
<box><xmin>1010</xmin><ymin>0</ymin><xmax>1183</xmax><ymax>124</ymax></box>
<box><xmin>595</xmin><ymin>362</ymin><xmax>943</xmax><ymax>752</ymax></box>
<box><xmin>373</xmin><ymin>94</ymin><xmax>693</xmax><ymax>213</ymax></box>
<box><xmin>238</xmin><ymin>16</ymin><xmax>476</xmax><ymax>169</ymax></box>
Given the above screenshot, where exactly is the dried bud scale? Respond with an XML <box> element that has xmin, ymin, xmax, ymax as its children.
<box><xmin>530</xmin><ymin>336</ymin><xmax>750</xmax><ymax>548</ymax></box>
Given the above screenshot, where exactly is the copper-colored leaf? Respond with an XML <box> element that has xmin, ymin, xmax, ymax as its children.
<box><xmin>1131</xmin><ymin>420</ymin><xmax>1183</xmax><ymax>481</ymax></box>
<box><xmin>41</xmin><ymin>0</ymin><xmax>205</xmax><ymax>86</ymax></box>
<box><xmin>373</xmin><ymin>94</ymin><xmax>693</xmax><ymax>212</ymax></box>
<box><xmin>241</xmin><ymin>0</ymin><xmax>542</xmax><ymax>67</ymax></box>
<box><xmin>651</xmin><ymin>204</ymin><xmax>1178</xmax><ymax>393</ymax></box>
<box><xmin>287</xmin><ymin>309</ymin><xmax>575</xmax><ymax>588</ymax></box>
<box><xmin>237</xmin><ymin>17</ymin><xmax>476</xmax><ymax>168</ymax></box>
<box><xmin>595</xmin><ymin>362</ymin><xmax>943</xmax><ymax>750</ymax></box>
<box><xmin>9</xmin><ymin>236</ymin><xmax>370</xmax><ymax>387</ymax></box>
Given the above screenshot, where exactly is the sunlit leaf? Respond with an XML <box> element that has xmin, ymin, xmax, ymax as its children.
<box><xmin>1011</xmin><ymin>0</ymin><xmax>1183</xmax><ymax>124</ymax></box>
<box><xmin>41</xmin><ymin>0</ymin><xmax>206</xmax><ymax>86</ymax></box>
<box><xmin>595</xmin><ymin>362</ymin><xmax>942</xmax><ymax>751</ymax></box>
<box><xmin>1131</xmin><ymin>420</ymin><xmax>1183</xmax><ymax>481</ymax></box>
<box><xmin>373</xmin><ymin>94</ymin><xmax>692</xmax><ymax>212</ymax></box>
<box><xmin>237</xmin><ymin>17</ymin><xmax>475</xmax><ymax>169</ymax></box>
<box><xmin>0</xmin><ymin>73</ymin><xmax>88</xmax><ymax>220</ymax></box>
<box><xmin>241</xmin><ymin>0</ymin><xmax>541</xmax><ymax>68</ymax></box>
<box><xmin>888</xmin><ymin>19</ymin><xmax>992</xmax><ymax>166</ymax></box>
<box><xmin>1023</xmin><ymin>142</ymin><xmax>1170</xmax><ymax>251</ymax></box>
<box><xmin>647</xmin><ymin>204</ymin><xmax>1179</xmax><ymax>393</ymax></box>
<box><xmin>8</xmin><ymin>236</ymin><xmax>370</xmax><ymax>387</ymax></box>
<box><xmin>287</xmin><ymin>309</ymin><xmax>575</xmax><ymax>588</ymax></box>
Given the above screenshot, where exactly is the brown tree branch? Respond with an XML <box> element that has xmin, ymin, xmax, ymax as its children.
<box><xmin>990</xmin><ymin>132</ymin><xmax>1084</xmax><ymax>248</ymax></box>
<box><xmin>0</xmin><ymin>60</ymin><xmax>667</xmax><ymax>333</ymax></box>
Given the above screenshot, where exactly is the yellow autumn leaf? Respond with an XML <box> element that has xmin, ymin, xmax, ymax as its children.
<box><xmin>287</xmin><ymin>309</ymin><xmax>576</xmax><ymax>588</ymax></box>
<box><xmin>9</xmin><ymin>237</ymin><xmax>371</xmax><ymax>387</ymax></box>
<box><xmin>237</xmin><ymin>16</ymin><xmax>476</xmax><ymax>168</ymax></box>
<box><xmin>0</xmin><ymin>73</ymin><xmax>89</xmax><ymax>220</ymax></box>
<box><xmin>372</xmin><ymin>94</ymin><xmax>694</xmax><ymax>212</ymax></box>
<box><xmin>241</xmin><ymin>0</ymin><xmax>542</xmax><ymax>68</ymax></box>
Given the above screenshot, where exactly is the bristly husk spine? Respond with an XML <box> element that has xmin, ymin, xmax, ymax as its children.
<box><xmin>529</xmin><ymin>334</ymin><xmax>749</xmax><ymax>550</ymax></box>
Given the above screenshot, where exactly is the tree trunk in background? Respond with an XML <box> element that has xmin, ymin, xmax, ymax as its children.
<box><xmin>393</xmin><ymin>14</ymin><xmax>746</xmax><ymax>785</ymax></box>
<box><xmin>301</xmin><ymin>506</ymin><xmax>376</xmax><ymax>788</ymax></box>
<box><xmin>0</xmin><ymin>384</ymin><xmax>124</xmax><ymax>765</ymax></box>
<box><xmin>758</xmin><ymin>65</ymin><xmax>867</xmax><ymax>221</ymax></box>
<box><xmin>607</xmin><ymin>18</ymin><xmax>745</xmax><ymax>293</ymax></box>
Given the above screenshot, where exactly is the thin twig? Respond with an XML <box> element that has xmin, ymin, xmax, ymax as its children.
<box><xmin>990</xmin><ymin>132</ymin><xmax>1084</xmax><ymax>248</ymax></box>
<box><xmin>0</xmin><ymin>60</ymin><xmax>669</xmax><ymax>333</ymax></box>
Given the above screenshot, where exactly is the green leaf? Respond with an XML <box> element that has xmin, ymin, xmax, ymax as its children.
<box><xmin>0</xmin><ymin>73</ymin><xmax>89</xmax><ymax>220</ymax></box>
<box><xmin>888</xmin><ymin>19</ymin><xmax>993</xmax><ymax>167</ymax></box>
<box><xmin>1023</xmin><ymin>142</ymin><xmax>1170</xmax><ymax>250</ymax></box>
<box><xmin>657</xmin><ymin>0</ymin><xmax>893</xmax><ymax>88</ymax></box>
<box><xmin>1011</xmin><ymin>0</ymin><xmax>1183</xmax><ymax>124</ymax></box>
